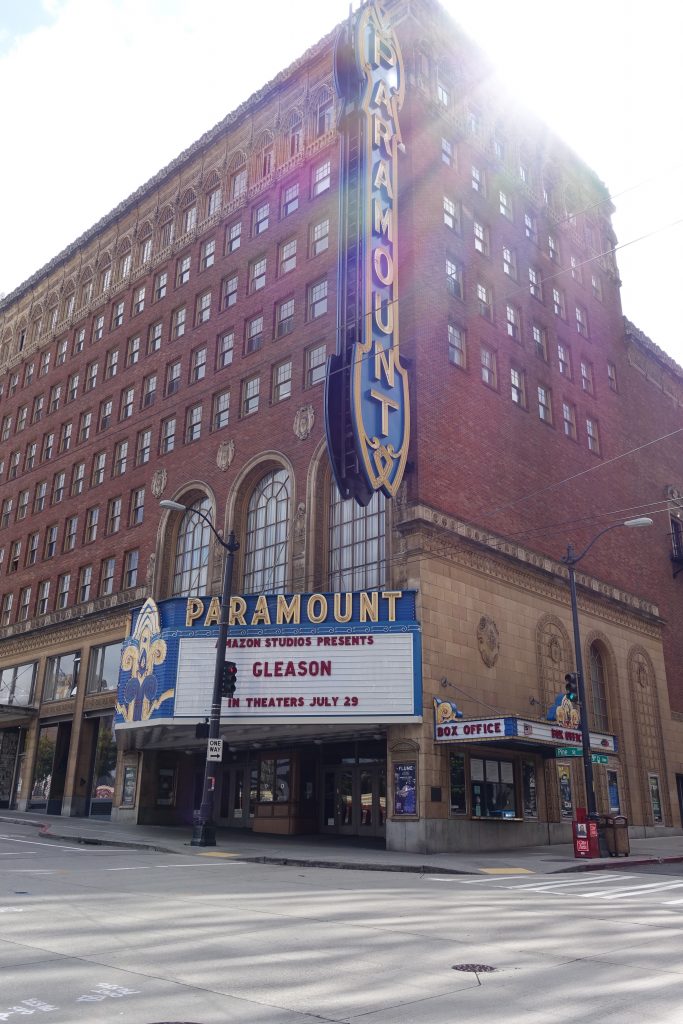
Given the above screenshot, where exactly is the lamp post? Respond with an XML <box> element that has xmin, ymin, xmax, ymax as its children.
<box><xmin>563</xmin><ymin>517</ymin><xmax>652</xmax><ymax>819</ymax></box>
<box><xmin>160</xmin><ymin>499</ymin><xmax>239</xmax><ymax>847</ymax></box>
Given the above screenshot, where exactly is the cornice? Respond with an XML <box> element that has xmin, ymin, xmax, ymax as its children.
<box><xmin>396</xmin><ymin>502</ymin><xmax>662</xmax><ymax>638</ymax></box>
<box><xmin>0</xmin><ymin>604</ymin><xmax>131</xmax><ymax>662</ymax></box>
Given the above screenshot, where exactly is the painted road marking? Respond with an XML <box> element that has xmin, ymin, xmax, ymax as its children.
<box><xmin>599</xmin><ymin>881</ymin><xmax>683</xmax><ymax>900</ymax></box>
<box><xmin>478</xmin><ymin>867</ymin><xmax>534</xmax><ymax>875</ymax></box>
<box><xmin>198</xmin><ymin>850</ymin><xmax>243</xmax><ymax>858</ymax></box>
<box><xmin>104</xmin><ymin>866</ymin><xmax>153</xmax><ymax>871</ymax></box>
<box><xmin>512</xmin><ymin>875</ymin><xmax>636</xmax><ymax>890</ymax></box>
<box><xmin>0</xmin><ymin>834</ymin><xmax>86</xmax><ymax>852</ymax></box>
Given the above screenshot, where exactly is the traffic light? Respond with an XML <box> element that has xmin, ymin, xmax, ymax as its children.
<box><xmin>564</xmin><ymin>673</ymin><xmax>579</xmax><ymax>702</ymax></box>
<box><xmin>220</xmin><ymin>660</ymin><xmax>237</xmax><ymax>698</ymax></box>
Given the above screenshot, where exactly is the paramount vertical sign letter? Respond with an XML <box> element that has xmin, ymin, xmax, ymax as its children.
<box><xmin>325</xmin><ymin>1</ymin><xmax>410</xmax><ymax>505</ymax></box>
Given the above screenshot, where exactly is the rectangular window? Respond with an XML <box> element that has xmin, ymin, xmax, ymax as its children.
<box><xmin>130</xmin><ymin>487</ymin><xmax>145</xmax><ymax>526</ymax></box>
<box><xmin>56</xmin><ymin>338</ymin><xmax>68</xmax><ymax>365</ymax></box>
<box><xmin>470</xmin><ymin>757</ymin><xmax>517</xmax><ymax>819</ymax></box>
<box><xmin>471</xmin><ymin>164</ymin><xmax>484</xmax><ymax>194</ymax></box>
<box><xmin>185</xmin><ymin>404</ymin><xmax>203</xmax><ymax>443</ymax></box>
<box><xmin>172</xmin><ymin>305</ymin><xmax>187</xmax><ymax>339</ymax></box>
<box><xmin>148</xmin><ymin>320</ymin><xmax>163</xmax><ymax>352</ymax></box>
<box><xmin>57</xmin><ymin>573</ymin><xmax>71</xmax><ymax>610</ymax></box>
<box><xmin>552</xmin><ymin>287</ymin><xmax>566</xmax><ymax>319</ymax></box>
<box><xmin>91</xmin><ymin>452</ymin><xmax>106</xmax><ymax>486</ymax></box>
<box><xmin>480</xmin><ymin>346</ymin><xmax>497</xmax><ymax>388</ymax></box>
<box><xmin>441</xmin><ymin>137</ymin><xmax>453</xmax><ymax>166</ymax></box>
<box><xmin>447</xmin><ymin>324</ymin><xmax>466</xmax><ymax>368</ymax></box>
<box><xmin>36</xmin><ymin>581</ymin><xmax>50</xmax><ymax>616</ymax></box>
<box><xmin>499</xmin><ymin>190</ymin><xmax>512</xmax><ymax>220</ymax></box>
<box><xmin>212</xmin><ymin>390</ymin><xmax>230</xmax><ymax>430</ymax></box>
<box><xmin>86</xmin><ymin>641</ymin><xmax>121</xmax><ymax>693</ymax></box>
<box><xmin>142</xmin><ymin>373</ymin><xmax>157</xmax><ymax>407</ymax></box>
<box><xmin>506</xmin><ymin>304</ymin><xmax>521</xmax><ymax>341</ymax></box>
<box><xmin>279</xmin><ymin>239</ymin><xmax>297</xmax><ymax>276</ymax></box>
<box><xmin>32</xmin><ymin>394</ymin><xmax>45</xmax><ymax>422</ymax></box>
<box><xmin>218</xmin><ymin>331</ymin><xmax>234</xmax><ymax>368</ymax></box>
<box><xmin>524</xmin><ymin>212</ymin><xmax>537</xmax><ymax>243</ymax></box>
<box><xmin>226</xmin><ymin>221</ymin><xmax>241</xmax><ymax>254</ymax></box>
<box><xmin>0</xmin><ymin>415</ymin><xmax>10</xmax><ymax>441</ymax></box>
<box><xmin>253</xmin><ymin>202</ymin><xmax>270</xmax><ymax>236</ymax></box>
<box><xmin>98</xmin><ymin>399</ymin><xmax>113</xmax><ymax>431</ymax></box>
<box><xmin>510</xmin><ymin>367</ymin><xmax>526</xmax><ymax>406</ymax></box>
<box><xmin>246</xmin><ymin>315</ymin><xmax>264</xmax><ymax>354</ymax></box>
<box><xmin>165</xmin><ymin>361</ymin><xmax>181</xmax><ymax>396</ymax></box>
<box><xmin>222</xmin><ymin>275</ymin><xmax>238</xmax><ymax>309</ymax></box>
<box><xmin>1</xmin><ymin>497</ymin><xmax>13</xmax><ymax>528</ymax></box>
<box><xmin>272</xmin><ymin>360</ymin><xmax>292</xmax><ymax>403</ymax></box>
<box><xmin>154</xmin><ymin>270</ymin><xmax>168</xmax><ymax>301</ymax></box>
<box><xmin>183</xmin><ymin>205</ymin><xmax>197</xmax><ymax>234</ymax></box>
<box><xmin>190</xmin><ymin>347</ymin><xmax>207</xmax><ymax>383</ymax></box>
<box><xmin>310</xmin><ymin>217</ymin><xmax>329</xmax><ymax>256</ymax></box>
<box><xmin>18</xmin><ymin>588</ymin><xmax>31</xmax><ymax>623</ymax></box>
<box><xmin>52</xmin><ymin>471</ymin><xmax>65</xmax><ymax>505</ymax></box>
<box><xmin>44</xmin><ymin>525</ymin><xmax>58</xmax><ymax>559</ymax></box>
<box><xmin>160</xmin><ymin>417</ymin><xmax>176</xmax><ymax>454</ymax></box>
<box><xmin>10</xmin><ymin>538</ymin><xmax>22</xmax><ymax>571</ymax></box>
<box><xmin>64</xmin><ymin>516</ymin><xmax>78</xmax><ymax>552</ymax></box>
<box><xmin>502</xmin><ymin>247</ymin><xmax>517</xmax><ymax>279</ymax></box>
<box><xmin>16</xmin><ymin>490</ymin><xmax>27</xmax><ymax>523</ymax></box>
<box><xmin>282</xmin><ymin>182</ymin><xmax>299</xmax><ymax>217</ymax></box>
<box><xmin>571</xmin><ymin>255</ymin><xmax>583</xmax><ymax>283</ymax></box>
<box><xmin>85</xmin><ymin>507</ymin><xmax>99</xmax><ymax>543</ymax></box>
<box><xmin>93</xmin><ymin>314</ymin><xmax>104</xmax><ymax>341</ymax></box>
<box><xmin>41</xmin><ymin>432</ymin><xmax>55</xmax><ymax>462</ymax></box>
<box><xmin>0</xmin><ymin>594</ymin><xmax>13</xmax><ymax>626</ymax></box>
<box><xmin>443</xmin><ymin>195</ymin><xmax>460</xmax><ymax>231</ymax></box>
<box><xmin>33</xmin><ymin>481</ymin><xmax>47</xmax><ymax>513</ymax></box>
<box><xmin>78</xmin><ymin>565</ymin><xmax>93</xmax><ymax>603</ymax></box>
<box><xmin>195</xmin><ymin>291</ymin><xmax>211</xmax><ymax>325</ymax></box>
<box><xmin>580</xmin><ymin>360</ymin><xmax>594</xmax><ymax>394</ymax></box>
<box><xmin>119</xmin><ymin>253</ymin><xmax>131</xmax><ymax>280</ymax></box>
<box><xmin>312</xmin><ymin>159</ymin><xmax>331</xmax><ymax>196</ymax></box>
<box><xmin>437</xmin><ymin>81</ymin><xmax>450</xmax><ymax>107</ymax></box>
<box><xmin>71</xmin><ymin>462</ymin><xmax>85</xmax><ymax>496</ymax></box>
<box><xmin>106</xmin><ymin>496</ymin><xmax>122</xmax><ymax>535</ymax></box>
<box><xmin>85</xmin><ymin>361</ymin><xmax>98</xmax><ymax>392</ymax></box>
<box><xmin>113</xmin><ymin>440</ymin><xmax>128</xmax><ymax>476</ymax></box>
<box><xmin>277</xmin><ymin>298</ymin><xmax>295</xmax><ymax>337</ymax></box>
<box><xmin>250</xmin><ymin>256</ymin><xmax>267</xmax><ymax>292</ymax></box>
<box><xmin>557</xmin><ymin>343</ymin><xmax>571</xmax><ymax>378</ymax></box>
<box><xmin>586</xmin><ymin>417</ymin><xmax>600</xmax><ymax>453</ymax></box>
<box><xmin>528</xmin><ymin>266</ymin><xmax>542</xmax><ymax>300</ymax></box>
<box><xmin>17</xmin><ymin>405</ymin><xmax>27</xmax><ymax>430</ymax></box>
<box><xmin>136</xmin><ymin>429</ymin><xmax>152</xmax><ymax>466</ymax></box>
<box><xmin>607</xmin><ymin>362</ymin><xmax>618</xmax><ymax>392</ymax></box>
<box><xmin>78</xmin><ymin>411</ymin><xmax>92</xmax><ymax>443</ymax></box>
<box><xmin>120</xmin><ymin>387</ymin><xmax>134</xmax><ymax>420</ymax></box>
<box><xmin>126</xmin><ymin>335</ymin><xmax>140</xmax><ymax>366</ymax></box>
<box><xmin>548</xmin><ymin>235</ymin><xmax>560</xmax><ymax>264</ymax></box>
<box><xmin>139</xmin><ymin>237</ymin><xmax>152</xmax><ymax>264</ymax></box>
<box><xmin>112</xmin><ymin>300</ymin><xmax>125</xmax><ymax>329</ymax></box>
<box><xmin>538</xmin><ymin>386</ymin><xmax>553</xmax><ymax>423</ymax></box>
<box><xmin>562</xmin><ymin>401</ymin><xmax>577</xmax><ymax>439</ymax></box>
<box><xmin>39</xmin><ymin>351</ymin><xmax>50</xmax><ymax>377</ymax></box>
<box><xmin>476</xmin><ymin>282</ymin><xmax>492</xmax><ymax>320</ymax></box>
<box><xmin>473</xmin><ymin>220</ymin><xmax>489</xmax><ymax>255</ymax></box>
<box><xmin>176</xmin><ymin>254</ymin><xmax>191</xmax><ymax>286</ymax></box>
<box><xmin>200</xmin><ymin>239</ymin><xmax>215</xmax><ymax>271</ymax></box>
<box><xmin>104</xmin><ymin>348</ymin><xmax>119</xmax><ymax>379</ymax></box>
<box><xmin>308</xmin><ymin>279</ymin><xmax>328</xmax><ymax>320</ymax></box>
<box><xmin>306</xmin><ymin>343</ymin><xmax>327</xmax><ymax>387</ymax></box>
<box><xmin>123</xmin><ymin>550</ymin><xmax>139</xmax><ymax>589</ymax></box>
<box><xmin>100</xmin><ymin>557</ymin><xmax>116</xmax><ymax>596</ymax></box>
<box><xmin>533</xmin><ymin>325</ymin><xmax>547</xmax><ymax>359</ymax></box>
<box><xmin>576</xmin><ymin>304</ymin><xmax>589</xmax><ymax>337</ymax></box>
<box><xmin>241</xmin><ymin>375</ymin><xmax>260</xmax><ymax>416</ymax></box>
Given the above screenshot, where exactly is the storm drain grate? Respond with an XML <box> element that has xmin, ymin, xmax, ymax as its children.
<box><xmin>452</xmin><ymin>963</ymin><xmax>496</xmax><ymax>973</ymax></box>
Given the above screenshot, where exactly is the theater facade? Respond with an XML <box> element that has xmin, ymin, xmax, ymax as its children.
<box><xmin>2</xmin><ymin>0</ymin><xmax>683</xmax><ymax>851</ymax></box>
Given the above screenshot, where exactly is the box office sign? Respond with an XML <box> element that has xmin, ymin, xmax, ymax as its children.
<box><xmin>116</xmin><ymin>591</ymin><xmax>422</xmax><ymax>727</ymax></box>
<box><xmin>433</xmin><ymin>704</ymin><xmax>617</xmax><ymax>754</ymax></box>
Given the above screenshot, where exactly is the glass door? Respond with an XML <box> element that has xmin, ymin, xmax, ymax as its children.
<box><xmin>219</xmin><ymin>765</ymin><xmax>253</xmax><ymax>828</ymax></box>
<box><xmin>322</xmin><ymin>764</ymin><xmax>386</xmax><ymax>836</ymax></box>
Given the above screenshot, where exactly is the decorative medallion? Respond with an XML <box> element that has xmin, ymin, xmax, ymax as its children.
<box><xmin>217</xmin><ymin>439</ymin><xmax>235</xmax><ymax>471</ymax></box>
<box><xmin>548</xmin><ymin>635</ymin><xmax>562</xmax><ymax>663</ymax></box>
<box><xmin>151</xmin><ymin>467</ymin><xmax>167</xmax><ymax>498</ymax></box>
<box><xmin>293</xmin><ymin>404</ymin><xmax>315</xmax><ymax>440</ymax></box>
<box><xmin>476</xmin><ymin>615</ymin><xmax>500</xmax><ymax>668</ymax></box>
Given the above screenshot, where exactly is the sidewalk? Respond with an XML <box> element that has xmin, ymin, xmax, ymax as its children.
<box><xmin>2</xmin><ymin>810</ymin><xmax>683</xmax><ymax>875</ymax></box>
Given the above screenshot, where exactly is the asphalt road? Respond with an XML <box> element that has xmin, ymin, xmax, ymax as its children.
<box><xmin>1</xmin><ymin>823</ymin><xmax>682</xmax><ymax>1024</ymax></box>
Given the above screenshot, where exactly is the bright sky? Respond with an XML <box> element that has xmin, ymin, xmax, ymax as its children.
<box><xmin>1</xmin><ymin>0</ymin><xmax>682</xmax><ymax>366</ymax></box>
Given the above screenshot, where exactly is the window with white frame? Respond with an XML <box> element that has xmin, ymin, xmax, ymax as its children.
<box><xmin>250</xmin><ymin>256</ymin><xmax>267</xmax><ymax>292</ymax></box>
<box><xmin>113</xmin><ymin>440</ymin><xmax>128</xmax><ymax>476</ymax></box>
<box><xmin>99</xmin><ymin>557</ymin><xmax>116</xmax><ymax>596</ymax></box>
<box><xmin>607</xmin><ymin>362</ymin><xmax>617</xmax><ymax>392</ymax></box>
<box><xmin>471</xmin><ymin>164</ymin><xmax>484</xmax><ymax>194</ymax></box>
<box><xmin>91</xmin><ymin>452</ymin><xmax>106</xmax><ymax>486</ymax></box>
<box><xmin>562</xmin><ymin>401</ymin><xmax>577</xmax><ymax>439</ymax></box>
<box><xmin>222</xmin><ymin>275</ymin><xmax>238</xmax><ymax>309</ymax></box>
<box><xmin>212</xmin><ymin>390</ymin><xmax>230</xmax><ymax>430</ymax></box>
<box><xmin>441</xmin><ymin>137</ymin><xmax>454</xmax><ymax>166</ymax></box>
<box><xmin>312</xmin><ymin>159</ymin><xmax>331</xmax><ymax>196</ymax></box>
<box><xmin>476</xmin><ymin>282</ymin><xmax>492</xmax><ymax>320</ymax></box>
<box><xmin>172</xmin><ymin>496</ymin><xmax>211</xmax><ymax>596</ymax></box>
<box><xmin>105</xmin><ymin>349</ymin><xmax>118</xmax><ymax>379</ymax></box>
<box><xmin>136</xmin><ymin>429</ymin><xmax>152</xmax><ymax>466</ymax></box>
<box><xmin>279</xmin><ymin>239</ymin><xmax>296</xmax><ymax>275</ymax></box>
<box><xmin>166</xmin><ymin>361</ymin><xmax>181</xmax><ymax>396</ymax></box>
<box><xmin>112</xmin><ymin>300</ymin><xmax>125</xmax><ymax>329</ymax></box>
<box><xmin>36</xmin><ymin>580</ymin><xmax>50</xmax><ymax>616</ymax></box>
<box><xmin>305</xmin><ymin>344</ymin><xmax>326</xmax><ymax>387</ymax></box>
<box><xmin>243</xmin><ymin>470</ymin><xmax>290</xmax><ymax>594</ymax></box>
<box><xmin>506</xmin><ymin>304</ymin><xmax>521</xmax><ymax>341</ymax></box>
<box><xmin>106</xmin><ymin>497</ymin><xmax>121</xmax><ymax>535</ymax></box>
<box><xmin>207</xmin><ymin>185</ymin><xmax>222</xmax><ymax>217</ymax></box>
<box><xmin>246</xmin><ymin>315</ymin><xmax>264</xmax><ymax>354</ymax></box>
<box><xmin>272</xmin><ymin>360</ymin><xmax>292</xmax><ymax>403</ymax></box>
<box><xmin>160</xmin><ymin>417</ymin><xmax>176</xmax><ymax>454</ymax></box>
<box><xmin>510</xmin><ymin>367</ymin><xmax>526</xmax><ymax>407</ymax></box>
<box><xmin>57</xmin><ymin>573</ymin><xmax>71</xmax><ymax>610</ymax></box>
<box><xmin>85</xmin><ymin>507</ymin><xmax>99</xmax><ymax>543</ymax></box>
<box><xmin>552</xmin><ymin>287</ymin><xmax>566</xmax><ymax>319</ymax></box>
<box><xmin>148</xmin><ymin>320</ymin><xmax>162</xmax><ymax>352</ymax></box>
<box><xmin>79</xmin><ymin>565</ymin><xmax>93</xmax><ymax>603</ymax></box>
<box><xmin>241</xmin><ymin>375</ymin><xmax>260</xmax><ymax>416</ymax></box>
<box><xmin>185</xmin><ymin>404</ymin><xmax>203</xmax><ymax>443</ymax></box>
<box><xmin>253</xmin><ymin>202</ymin><xmax>269</xmax><ymax>235</ymax></box>
<box><xmin>328</xmin><ymin>482</ymin><xmax>386</xmax><ymax>590</ymax></box>
<box><xmin>446</xmin><ymin>258</ymin><xmax>463</xmax><ymax>299</ymax></box>
<box><xmin>218</xmin><ymin>331</ymin><xmax>234</xmax><ymax>368</ymax></box>
<box><xmin>310</xmin><ymin>217</ymin><xmax>329</xmax><ymax>256</ymax></box>
<box><xmin>473</xmin><ymin>220</ymin><xmax>489</xmax><ymax>255</ymax></box>
<box><xmin>154</xmin><ymin>270</ymin><xmax>168</xmax><ymax>301</ymax></box>
<box><xmin>126</xmin><ymin>336</ymin><xmax>140</xmax><ymax>366</ymax></box>
<box><xmin>130</xmin><ymin>487</ymin><xmax>145</xmax><ymax>526</ymax></box>
<box><xmin>176</xmin><ymin>254</ymin><xmax>191</xmax><ymax>286</ymax></box>
<box><xmin>586</xmin><ymin>417</ymin><xmax>600</xmax><ymax>454</ymax></box>
<box><xmin>226</xmin><ymin>221</ymin><xmax>241</xmax><ymax>253</ymax></box>
<box><xmin>443</xmin><ymin>195</ymin><xmax>460</xmax><ymax>231</ymax></box>
<box><xmin>580</xmin><ymin>360</ymin><xmax>594</xmax><ymax>394</ymax></box>
<box><xmin>480</xmin><ymin>345</ymin><xmax>497</xmax><ymax>387</ymax></box>
<box><xmin>576</xmin><ymin>304</ymin><xmax>589</xmax><ymax>337</ymax></box>
<box><xmin>282</xmin><ymin>182</ymin><xmax>299</xmax><ymax>217</ymax></box>
<box><xmin>64</xmin><ymin>516</ymin><xmax>78</xmax><ymax>552</ymax></box>
<box><xmin>71</xmin><ymin>462</ymin><xmax>85</xmax><ymax>496</ymax></box>
<box><xmin>537</xmin><ymin>385</ymin><xmax>552</xmax><ymax>423</ymax></box>
<box><xmin>528</xmin><ymin>266</ymin><xmax>542</xmax><ymax>300</ymax></box>
<box><xmin>191</xmin><ymin>347</ymin><xmax>207</xmax><ymax>383</ymax></box>
<box><xmin>123</xmin><ymin>550</ymin><xmax>139</xmax><ymax>589</ymax></box>
<box><xmin>195</xmin><ymin>291</ymin><xmax>211</xmax><ymax>325</ymax></box>
<box><xmin>172</xmin><ymin>306</ymin><xmax>186</xmax><ymax>339</ymax></box>
<box><xmin>499</xmin><ymin>190</ymin><xmax>512</xmax><ymax>220</ymax></box>
<box><xmin>277</xmin><ymin>298</ymin><xmax>295</xmax><ymax>337</ymax></box>
<box><xmin>200</xmin><ymin>239</ymin><xmax>215</xmax><ymax>271</ymax></box>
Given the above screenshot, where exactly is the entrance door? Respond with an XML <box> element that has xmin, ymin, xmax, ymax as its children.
<box><xmin>676</xmin><ymin>775</ymin><xmax>683</xmax><ymax>829</ymax></box>
<box><xmin>219</xmin><ymin>765</ymin><xmax>256</xmax><ymax>828</ymax></box>
<box><xmin>322</xmin><ymin>765</ymin><xmax>386</xmax><ymax>836</ymax></box>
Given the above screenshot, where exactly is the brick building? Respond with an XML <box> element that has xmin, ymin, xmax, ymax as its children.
<box><xmin>0</xmin><ymin>0</ymin><xmax>682</xmax><ymax>851</ymax></box>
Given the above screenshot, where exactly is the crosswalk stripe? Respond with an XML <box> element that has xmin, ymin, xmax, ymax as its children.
<box><xmin>600</xmin><ymin>881</ymin><xmax>683</xmax><ymax>900</ymax></box>
<box><xmin>511</xmin><ymin>875</ymin><xmax>635</xmax><ymax>890</ymax></box>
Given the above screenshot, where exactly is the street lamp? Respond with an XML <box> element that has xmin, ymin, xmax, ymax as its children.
<box><xmin>160</xmin><ymin>498</ymin><xmax>239</xmax><ymax>846</ymax></box>
<box><xmin>563</xmin><ymin>517</ymin><xmax>652</xmax><ymax>820</ymax></box>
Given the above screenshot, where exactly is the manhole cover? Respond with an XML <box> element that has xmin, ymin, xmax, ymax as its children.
<box><xmin>452</xmin><ymin>963</ymin><xmax>496</xmax><ymax>973</ymax></box>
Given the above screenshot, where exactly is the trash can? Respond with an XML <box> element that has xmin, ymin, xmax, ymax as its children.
<box><xmin>603</xmin><ymin>815</ymin><xmax>630</xmax><ymax>856</ymax></box>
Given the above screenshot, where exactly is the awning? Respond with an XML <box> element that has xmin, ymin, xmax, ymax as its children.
<box><xmin>434</xmin><ymin>715</ymin><xmax>617</xmax><ymax>754</ymax></box>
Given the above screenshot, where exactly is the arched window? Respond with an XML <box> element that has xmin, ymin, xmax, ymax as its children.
<box><xmin>243</xmin><ymin>470</ymin><xmax>290</xmax><ymax>594</ymax></box>
<box><xmin>172</xmin><ymin>497</ymin><xmax>211</xmax><ymax>596</ymax></box>
<box><xmin>588</xmin><ymin>643</ymin><xmax>609</xmax><ymax>731</ymax></box>
<box><xmin>328</xmin><ymin>482</ymin><xmax>385</xmax><ymax>590</ymax></box>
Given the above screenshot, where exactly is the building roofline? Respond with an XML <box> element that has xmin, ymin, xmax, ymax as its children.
<box><xmin>624</xmin><ymin>316</ymin><xmax>683</xmax><ymax>379</ymax></box>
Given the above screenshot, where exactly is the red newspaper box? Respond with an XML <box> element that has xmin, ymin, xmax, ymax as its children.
<box><xmin>572</xmin><ymin>808</ymin><xmax>601</xmax><ymax>859</ymax></box>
